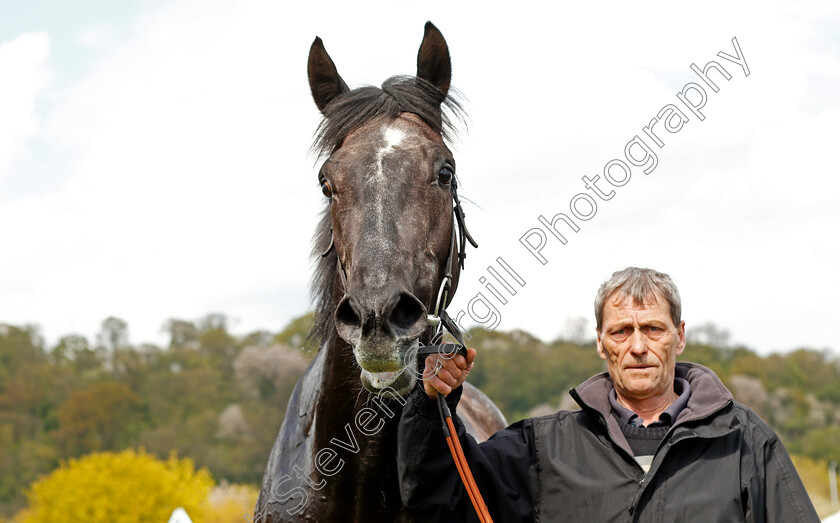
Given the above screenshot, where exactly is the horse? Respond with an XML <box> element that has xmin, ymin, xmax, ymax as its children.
<box><xmin>254</xmin><ymin>22</ymin><xmax>507</xmax><ymax>522</ymax></box>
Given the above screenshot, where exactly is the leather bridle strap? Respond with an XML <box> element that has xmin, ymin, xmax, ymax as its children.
<box><xmin>429</xmin><ymin>177</ymin><xmax>477</xmax><ymax>324</ymax></box>
<box><xmin>451</xmin><ymin>176</ymin><xmax>477</xmax><ymax>270</ymax></box>
<box><xmin>320</xmin><ymin>227</ymin><xmax>348</xmax><ymax>294</ymax></box>
<box><xmin>417</xmin><ymin>179</ymin><xmax>491</xmax><ymax>522</ymax></box>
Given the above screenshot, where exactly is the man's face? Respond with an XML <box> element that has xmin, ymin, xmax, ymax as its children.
<box><xmin>596</xmin><ymin>292</ymin><xmax>686</xmax><ymax>403</ymax></box>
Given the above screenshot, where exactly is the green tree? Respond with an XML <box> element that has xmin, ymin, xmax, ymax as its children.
<box><xmin>52</xmin><ymin>334</ymin><xmax>106</xmax><ymax>379</ymax></box>
<box><xmin>54</xmin><ymin>382</ymin><xmax>142</xmax><ymax>456</ymax></box>
<box><xmin>50</xmin><ymin>334</ymin><xmax>88</xmax><ymax>366</ymax></box>
<box><xmin>0</xmin><ymin>325</ymin><xmax>46</xmax><ymax>390</ymax></box>
<box><xmin>791</xmin><ymin>426</ymin><xmax>840</xmax><ymax>462</ymax></box>
<box><xmin>96</xmin><ymin>317</ymin><xmax>129</xmax><ymax>352</ymax></box>
<box><xmin>197</xmin><ymin>314</ymin><xmax>237</xmax><ymax>365</ymax></box>
<box><xmin>273</xmin><ymin>312</ymin><xmax>316</xmax><ymax>352</ymax></box>
<box><xmin>163</xmin><ymin>319</ymin><xmax>199</xmax><ymax>350</ymax></box>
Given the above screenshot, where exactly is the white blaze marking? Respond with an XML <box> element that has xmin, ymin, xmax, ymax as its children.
<box><xmin>385</xmin><ymin>126</ymin><xmax>405</xmax><ymax>146</ymax></box>
<box><xmin>375</xmin><ymin>127</ymin><xmax>405</xmax><ymax>180</ymax></box>
<box><xmin>365</xmin><ymin>125</ymin><xmax>406</xmax><ymax>287</ymax></box>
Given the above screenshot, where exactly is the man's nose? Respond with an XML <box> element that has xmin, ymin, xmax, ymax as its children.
<box><xmin>628</xmin><ymin>330</ymin><xmax>647</xmax><ymax>355</ymax></box>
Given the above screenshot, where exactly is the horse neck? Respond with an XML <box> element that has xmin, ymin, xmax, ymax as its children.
<box><xmin>310</xmin><ymin>330</ymin><xmax>407</xmax><ymax>520</ymax></box>
<box><xmin>305</xmin><ymin>257</ymin><xmax>450</xmax><ymax>520</ymax></box>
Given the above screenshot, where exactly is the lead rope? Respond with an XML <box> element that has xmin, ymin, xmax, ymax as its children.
<box><xmin>419</xmin><ymin>185</ymin><xmax>493</xmax><ymax>523</ymax></box>
<box><xmin>418</xmin><ymin>312</ymin><xmax>493</xmax><ymax>523</ymax></box>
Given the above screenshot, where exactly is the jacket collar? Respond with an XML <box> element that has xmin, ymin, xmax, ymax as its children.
<box><xmin>570</xmin><ymin>362</ymin><xmax>734</xmax><ymax>454</ymax></box>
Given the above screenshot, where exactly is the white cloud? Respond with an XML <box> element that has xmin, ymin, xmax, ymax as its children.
<box><xmin>0</xmin><ymin>32</ymin><xmax>52</xmax><ymax>184</ymax></box>
<box><xmin>1</xmin><ymin>3</ymin><xmax>322</xmax><ymax>342</ymax></box>
<box><xmin>0</xmin><ymin>0</ymin><xmax>838</xmax><ymax>353</ymax></box>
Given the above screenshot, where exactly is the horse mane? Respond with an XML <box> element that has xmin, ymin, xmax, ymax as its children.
<box><xmin>309</xmin><ymin>75</ymin><xmax>466</xmax><ymax>346</ymax></box>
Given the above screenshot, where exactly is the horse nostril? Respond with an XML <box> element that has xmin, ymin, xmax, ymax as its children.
<box><xmin>388</xmin><ymin>293</ymin><xmax>426</xmax><ymax>333</ymax></box>
<box><xmin>335</xmin><ymin>298</ymin><xmax>361</xmax><ymax>331</ymax></box>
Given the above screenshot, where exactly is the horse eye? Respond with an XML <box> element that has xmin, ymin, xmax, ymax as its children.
<box><xmin>320</xmin><ymin>179</ymin><xmax>332</xmax><ymax>199</ymax></box>
<box><xmin>438</xmin><ymin>167</ymin><xmax>453</xmax><ymax>185</ymax></box>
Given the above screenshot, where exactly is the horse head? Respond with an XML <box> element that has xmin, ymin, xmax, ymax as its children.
<box><xmin>308</xmin><ymin>22</ymin><xmax>466</xmax><ymax>395</ymax></box>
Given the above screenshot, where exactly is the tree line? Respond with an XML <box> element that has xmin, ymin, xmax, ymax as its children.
<box><xmin>0</xmin><ymin>314</ymin><xmax>838</xmax><ymax>518</ymax></box>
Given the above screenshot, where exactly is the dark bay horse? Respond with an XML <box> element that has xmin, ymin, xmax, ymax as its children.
<box><xmin>255</xmin><ymin>22</ymin><xmax>506</xmax><ymax>522</ymax></box>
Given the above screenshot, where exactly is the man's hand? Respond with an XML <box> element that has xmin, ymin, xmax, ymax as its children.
<box><xmin>422</xmin><ymin>347</ymin><xmax>476</xmax><ymax>399</ymax></box>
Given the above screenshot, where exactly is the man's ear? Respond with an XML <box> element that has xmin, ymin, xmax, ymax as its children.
<box><xmin>596</xmin><ymin>329</ymin><xmax>607</xmax><ymax>360</ymax></box>
<box><xmin>676</xmin><ymin>321</ymin><xmax>686</xmax><ymax>357</ymax></box>
<box><xmin>308</xmin><ymin>36</ymin><xmax>350</xmax><ymax>113</ymax></box>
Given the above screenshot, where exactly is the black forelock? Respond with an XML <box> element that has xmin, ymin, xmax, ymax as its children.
<box><xmin>310</xmin><ymin>75</ymin><xmax>465</xmax><ymax>159</ymax></box>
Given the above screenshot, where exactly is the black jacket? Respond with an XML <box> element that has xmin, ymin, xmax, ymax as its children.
<box><xmin>398</xmin><ymin>362</ymin><xmax>819</xmax><ymax>522</ymax></box>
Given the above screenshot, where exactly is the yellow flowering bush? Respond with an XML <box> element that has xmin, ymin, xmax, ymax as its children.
<box><xmin>18</xmin><ymin>449</ymin><xmax>212</xmax><ymax>523</ymax></box>
<box><xmin>205</xmin><ymin>483</ymin><xmax>260</xmax><ymax>523</ymax></box>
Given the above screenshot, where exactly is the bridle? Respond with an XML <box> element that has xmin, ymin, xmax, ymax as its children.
<box><xmin>416</xmin><ymin>177</ymin><xmax>493</xmax><ymax>523</ymax></box>
<box><xmin>319</xmin><ymin>156</ymin><xmax>493</xmax><ymax>523</ymax></box>
<box><xmin>427</xmin><ymin>174</ymin><xmax>477</xmax><ymax>329</ymax></box>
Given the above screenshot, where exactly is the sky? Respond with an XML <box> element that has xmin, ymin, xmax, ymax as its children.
<box><xmin>0</xmin><ymin>0</ymin><xmax>838</xmax><ymax>355</ymax></box>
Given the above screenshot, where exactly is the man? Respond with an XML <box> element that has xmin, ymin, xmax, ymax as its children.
<box><xmin>398</xmin><ymin>267</ymin><xmax>819</xmax><ymax>521</ymax></box>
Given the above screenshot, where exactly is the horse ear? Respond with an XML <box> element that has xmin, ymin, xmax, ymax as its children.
<box><xmin>416</xmin><ymin>21</ymin><xmax>451</xmax><ymax>100</ymax></box>
<box><xmin>308</xmin><ymin>37</ymin><xmax>350</xmax><ymax>113</ymax></box>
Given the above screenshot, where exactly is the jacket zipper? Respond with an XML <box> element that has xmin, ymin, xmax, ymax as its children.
<box><xmin>572</xmin><ymin>388</ymin><xmax>735</xmax><ymax>518</ymax></box>
<box><xmin>627</xmin><ymin>398</ymin><xmax>734</xmax><ymax>514</ymax></box>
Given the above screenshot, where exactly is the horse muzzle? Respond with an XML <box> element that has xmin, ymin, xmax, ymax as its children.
<box><xmin>334</xmin><ymin>289</ymin><xmax>428</xmax><ymax>394</ymax></box>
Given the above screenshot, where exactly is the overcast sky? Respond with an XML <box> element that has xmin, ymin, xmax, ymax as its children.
<box><xmin>1</xmin><ymin>0</ymin><xmax>838</xmax><ymax>355</ymax></box>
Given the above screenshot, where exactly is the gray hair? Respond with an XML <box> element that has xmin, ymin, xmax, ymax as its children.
<box><xmin>594</xmin><ymin>267</ymin><xmax>682</xmax><ymax>331</ymax></box>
